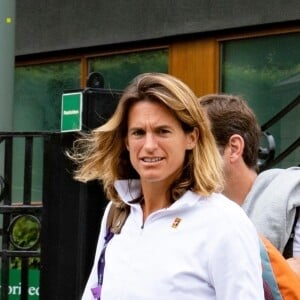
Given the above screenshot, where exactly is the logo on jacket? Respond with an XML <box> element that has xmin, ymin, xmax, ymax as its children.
<box><xmin>171</xmin><ymin>217</ymin><xmax>182</xmax><ymax>228</ymax></box>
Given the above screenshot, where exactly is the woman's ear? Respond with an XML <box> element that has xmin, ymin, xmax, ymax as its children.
<box><xmin>125</xmin><ymin>137</ymin><xmax>129</xmax><ymax>151</ymax></box>
<box><xmin>186</xmin><ymin>127</ymin><xmax>199</xmax><ymax>150</ymax></box>
<box><xmin>228</xmin><ymin>134</ymin><xmax>244</xmax><ymax>162</ymax></box>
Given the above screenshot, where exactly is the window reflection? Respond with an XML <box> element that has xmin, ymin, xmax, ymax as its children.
<box><xmin>221</xmin><ymin>33</ymin><xmax>300</xmax><ymax>167</ymax></box>
<box><xmin>88</xmin><ymin>49</ymin><xmax>168</xmax><ymax>90</ymax></box>
<box><xmin>14</xmin><ymin>61</ymin><xmax>80</xmax><ymax>131</ymax></box>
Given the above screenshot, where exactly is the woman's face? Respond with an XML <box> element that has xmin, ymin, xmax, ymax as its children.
<box><xmin>125</xmin><ymin>100</ymin><xmax>198</xmax><ymax>187</ymax></box>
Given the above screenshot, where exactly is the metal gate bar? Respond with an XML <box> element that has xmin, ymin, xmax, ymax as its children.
<box><xmin>0</xmin><ymin>132</ymin><xmax>48</xmax><ymax>300</ymax></box>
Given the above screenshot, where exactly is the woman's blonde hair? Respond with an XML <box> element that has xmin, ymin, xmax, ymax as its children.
<box><xmin>69</xmin><ymin>73</ymin><xmax>224</xmax><ymax>205</ymax></box>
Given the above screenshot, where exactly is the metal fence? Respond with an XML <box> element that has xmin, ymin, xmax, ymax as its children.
<box><xmin>0</xmin><ymin>132</ymin><xmax>50</xmax><ymax>300</ymax></box>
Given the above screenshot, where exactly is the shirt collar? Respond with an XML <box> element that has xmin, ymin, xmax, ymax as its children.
<box><xmin>114</xmin><ymin>179</ymin><xmax>201</xmax><ymax>209</ymax></box>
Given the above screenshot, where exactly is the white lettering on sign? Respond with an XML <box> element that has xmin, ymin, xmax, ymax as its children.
<box><xmin>0</xmin><ymin>283</ymin><xmax>40</xmax><ymax>296</ymax></box>
<box><xmin>63</xmin><ymin>110</ymin><xmax>79</xmax><ymax>115</ymax></box>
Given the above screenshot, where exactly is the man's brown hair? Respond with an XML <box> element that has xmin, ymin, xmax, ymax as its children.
<box><xmin>199</xmin><ymin>94</ymin><xmax>261</xmax><ymax>170</ymax></box>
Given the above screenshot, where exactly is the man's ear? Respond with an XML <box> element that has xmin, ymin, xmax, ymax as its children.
<box><xmin>228</xmin><ymin>134</ymin><xmax>244</xmax><ymax>162</ymax></box>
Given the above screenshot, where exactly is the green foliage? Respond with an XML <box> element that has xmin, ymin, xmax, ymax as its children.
<box><xmin>9</xmin><ymin>215</ymin><xmax>41</xmax><ymax>269</ymax></box>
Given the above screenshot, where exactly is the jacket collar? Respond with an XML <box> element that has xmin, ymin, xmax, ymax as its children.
<box><xmin>114</xmin><ymin>179</ymin><xmax>201</xmax><ymax>210</ymax></box>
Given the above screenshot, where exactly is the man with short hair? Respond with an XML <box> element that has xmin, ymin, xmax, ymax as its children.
<box><xmin>199</xmin><ymin>94</ymin><xmax>300</xmax><ymax>270</ymax></box>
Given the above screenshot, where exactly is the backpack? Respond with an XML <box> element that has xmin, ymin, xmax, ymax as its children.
<box><xmin>260</xmin><ymin>236</ymin><xmax>300</xmax><ymax>299</ymax></box>
<box><xmin>283</xmin><ymin>207</ymin><xmax>300</xmax><ymax>259</ymax></box>
<box><xmin>106</xmin><ymin>203</ymin><xmax>300</xmax><ymax>300</ymax></box>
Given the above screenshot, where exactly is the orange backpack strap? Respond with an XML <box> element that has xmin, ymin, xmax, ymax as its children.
<box><xmin>260</xmin><ymin>236</ymin><xmax>300</xmax><ymax>300</ymax></box>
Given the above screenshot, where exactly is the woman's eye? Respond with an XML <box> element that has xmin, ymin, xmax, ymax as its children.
<box><xmin>159</xmin><ymin>128</ymin><xmax>170</xmax><ymax>134</ymax></box>
<box><xmin>131</xmin><ymin>129</ymin><xmax>144</xmax><ymax>136</ymax></box>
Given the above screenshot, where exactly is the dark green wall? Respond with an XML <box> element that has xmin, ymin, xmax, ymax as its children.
<box><xmin>16</xmin><ymin>0</ymin><xmax>300</xmax><ymax>56</ymax></box>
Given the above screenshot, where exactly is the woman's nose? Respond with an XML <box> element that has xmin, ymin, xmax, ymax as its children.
<box><xmin>144</xmin><ymin>133</ymin><xmax>158</xmax><ymax>150</ymax></box>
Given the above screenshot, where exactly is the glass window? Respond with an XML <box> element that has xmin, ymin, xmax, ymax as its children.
<box><xmin>221</xmin><ymin>33</ymin><xmax>300</xmax><ymax>168</ymax></box>
<box><xmin>14</xmin><ymin>61</ymin><xmax>80</xmax><ymax>132</ymax></box>
<box><xmin>88</xmin><ymin>48</ymin><xmax>169</xmax><ymax>90</ymax></box>
<box><xmin>12</xmin><ymin>61</ymin><xmax>80</xmax><ymax>202</ymax></box>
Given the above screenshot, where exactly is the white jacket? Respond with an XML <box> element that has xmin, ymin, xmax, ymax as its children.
<box><xmin>82</xmin><ymin>180</ymin><xmax>264</xmax><ymax>300</ymax></box>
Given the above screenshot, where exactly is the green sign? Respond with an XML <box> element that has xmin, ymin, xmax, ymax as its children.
<box><xmin>0</xmin><ymin>269</ymin><xmax>39</xmax><ymax>299</ymax></box>
<box><xmin>61</xmin><ymin>92</ymin><xmax>82</xmax><ymax>132</ymax></box>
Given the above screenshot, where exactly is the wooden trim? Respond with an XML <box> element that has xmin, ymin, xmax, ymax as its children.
<box><xmin>80</xmin><ymin>56</ymin><xmax>88</xmax><ymax>88</ymax></box>
<box><xmin>217</xmin><ymin>25</ymin><xmax>300</xmax><ymax>42</ymax></box>
<box><xmin>169</xmin><ymin>38</ymin><xmax>220</xmax><ymax>97</ymax></box>
<box><xmin>84</xmin><ymin>45</ymin><xmax>168</xmax><ymax>59</ymax></box>
<box><xmin>15</xmin><ymin>45</ymin><xmax>168</xmax><ymax>67</ymax></box>
<box><xmin>15</xmin><ymin>55</ymin><xmax>81</xmax><ymax>67</ymax></box>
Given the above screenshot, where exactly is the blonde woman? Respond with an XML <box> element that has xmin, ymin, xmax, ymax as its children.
<box><xmin>70</xmin><ymin>73</ymin><xmax>264</xmax><ymax>300</ymax></box>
